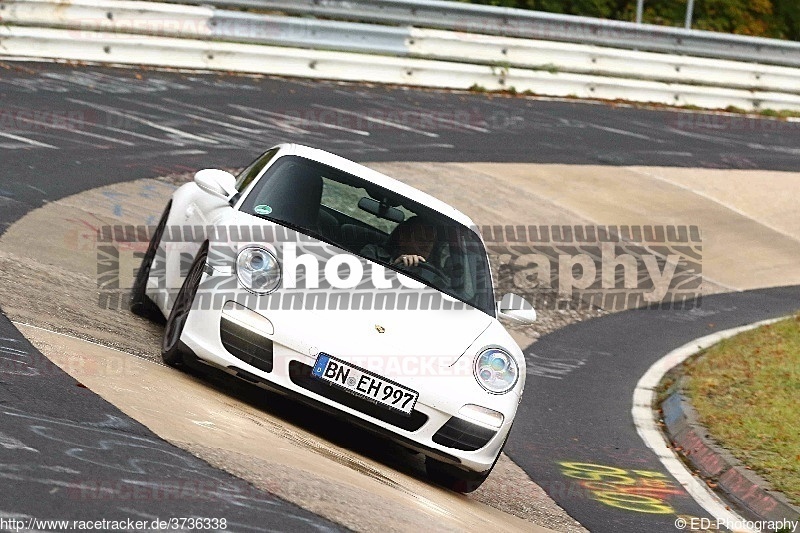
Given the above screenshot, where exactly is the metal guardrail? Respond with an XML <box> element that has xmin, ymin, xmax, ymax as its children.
<box><xmin>6</xmin><ymin>0</ymin><xmax>798</xmax><ymax>94</ymax></box>
<box><xmin>209</xmin><ymin>12</ymin><xmax>409</xmax><ymax>55</ymax></box>
<box><xmin>2</xmin><ymin>0</ymin><xmax>800</xmax><ymax>111</ymax></box>
<box><xmin>170</xmin><ymin>0</ymin><xmax>800</xmax><ymax>68</ymax></box>
<box><xmin>0</xmin><ymin>0</ymin><xmax>410</xmax><ymax>55</ymax></box>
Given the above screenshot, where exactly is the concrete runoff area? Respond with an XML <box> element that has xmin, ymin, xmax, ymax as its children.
<box><xmin>368</xmin><ymin>163</ymin><xmax>800</xmax><ymax>292</ymax></box>
<box><xmin>1</xmin><ymin>162</ymin><xmax>798</xmax><ymax>531</ymax></box>
<box><xmin>19</xmin><ymin>324</ymin><xmax>556</xmax><ymax>533</ymax></box>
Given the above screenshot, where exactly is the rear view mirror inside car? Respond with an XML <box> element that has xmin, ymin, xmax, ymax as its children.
<box><xmin>358</xmin><ymin>196</ymin><xmax>405</xmax><ymax>223</ymax></box>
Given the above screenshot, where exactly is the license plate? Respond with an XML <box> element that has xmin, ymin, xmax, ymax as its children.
<box><xmin>311</xmin><ymin>353</ymin><xmax>419</xmax><ymax>416</ymax></box>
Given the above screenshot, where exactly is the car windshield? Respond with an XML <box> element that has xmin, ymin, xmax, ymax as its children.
<box><xmin>239</xmin><ymin>154</ymin><xmax>495</xmax><ymax>316</ymax></box>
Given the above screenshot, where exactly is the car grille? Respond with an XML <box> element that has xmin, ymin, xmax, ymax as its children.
<box><xmin>288</xmin><ymin>361</ymin><xmax>428</xmax><ymax>432</ymax></box>
<box><xmin>432</xmin><ymin>417</ymin><xmax>496</xmax><ymax>451</ymax></box>
<box><xmin>220</xmin><ymin>318</ymin><xmax>274</xmax><ymax>373</ymax></box>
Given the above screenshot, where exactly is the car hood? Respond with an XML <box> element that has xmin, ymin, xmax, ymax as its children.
<box><xmin>270</xmin><ymin>307</ymin><xmax>493</xmax><ymax>365</ymax></box>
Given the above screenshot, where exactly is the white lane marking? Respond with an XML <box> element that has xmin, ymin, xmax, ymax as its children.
<box><xmin>260</xmin><ymin>108</ymin><xmax>371</xmax><ymax>136</ymax></box>
<box><xmin>398</xmin><ymin>143</ymin><xmax>454</xmax><ymax>150</ymax></box>
<box><xmin>0</xmin><ymin>344</ymin><xmax>29</xmax><ymax>356</ymax></box>
<box><xmin>165</xmin><ymin>149</ymin><xmax>206</xmax><ymax>156</ymax></box>
<box><xmin>25</xmin><ymin>183</ymin><xmax>47</xmax><ymax>195</ymax></box>
<box><xmin>127</xmin><ymin>99</ymin><xmax>261</xmax><ymax>134</ymax></box>
<box><xmin>0</xmin><ymin>103</ymin><xmax>178</xmax><ymax>146</ymax></box>
<box><xmin>312</xmin><ymin>104</ymin><xmax>440</xmax><ymax>138</ymax></box>
<box><xmin>0</xmin><ymin>432</ymin><xmax>39</xmax><ymax>453</ymax></box>
<box><xmin>0</xmin><ymin>132</ymin><xmax>58</xmax><ymax>149</ymax></box>
<box><xmin>163</xmin><ymin>98</ymin><xmax>337</xmax><ymax>139</ymax></box>
<box><xmin>589</xmin><ymin>123</ymin><xmax>652</xmax><ymax>140</ymax></box>
<box><xmin>423</xmin><ymin>114</ymin><xmax>489</xmax><ymax>133</ymax></box>
<box><xmin>746</xmin><ymin>143</ymin><xmax>800</xmax><ymax>156</ymax></box>
<box><xmin>95</xmin><ymin>124</ymin><xmax>181</xmax><ymax>145</ymax></box>
<box><xmin>11</xmin><ymin>116</ymin><xmax>135</xmax><ymax>147</ymax></box>
<box><xmin>632</xmin><ymin>317</ymin><xmax>786</xmax><ymax>532</ymax></box>
<box><xmin>0</xmin><ymin>345</ymin><xmax>26</xmax><ymax>356</ymax></box>
<box><xmin>393</xmin><ymin>109</ymin><xmax>490</xmax><ymax>133</ymax></box>
<box><xmin>283</xmin><ymin>113</ymin><xmax>371</xmax><ymax>136</ymax></box>
<box><xmin>226</xmin><ymin>101</ymin><xmax>369</xmax><ymax>136</ymax></box>
<box><xmin>227</xmin><ymin>104</ymin><xmax>312</xmax><ymax>135</ymax></box>
<box><xmin>66</xmin><ymin>99</ymin><xmax>219</xmax><ymax>145</ymax></box>
<box><xmin>162</xmin><ymin>98</ymin><xmax>267</xmax><ymax>126</ymax></box>
<box><xmin>665</xmin><ymin>127</ymin><xmax>737</xmax><ymax>145</ymax></box>
<box><xmin>653</xmin><ymin>151</ymin><xmax>693</xmax><ymax>157</ymax></box>
<box><xmin>161</xmin><ymin>98</ymin><xmax>280</xmax><ymax>132</ymax></box>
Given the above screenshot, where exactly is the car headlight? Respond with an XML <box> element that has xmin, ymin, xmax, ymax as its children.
<box><xmin>474</xmin><ymin>347</ymin><xmax>518</xmax><ymax>394</ymax></box>
<box><xmin>236</xmin><ymin>246</ymin><xmax>281</xmax><ymax>294</ymax></box>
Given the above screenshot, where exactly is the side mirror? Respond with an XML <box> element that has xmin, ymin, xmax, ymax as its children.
<box><xmin>497</xmin><ymin>293</ymin><xmax>537</xmax><ymax>324</ymax></box>
<box><xmin>195</xmin><ymin>169</ymin><xmax>237</xmax><ymax>200</ymax></box>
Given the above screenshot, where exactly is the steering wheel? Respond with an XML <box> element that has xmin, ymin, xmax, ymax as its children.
<box><xmin>412</xmin><ymin>260</ymin><xmax>450</xmax><ymax>285</ymax></box>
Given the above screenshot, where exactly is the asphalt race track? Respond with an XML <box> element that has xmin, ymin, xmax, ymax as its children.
<box><xmin>1</xmin><ymin>62</ymin><xmax>799</xmax><ymax>532</ymax></box>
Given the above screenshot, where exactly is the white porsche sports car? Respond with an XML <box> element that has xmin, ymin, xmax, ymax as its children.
<box><xmin>131</xmin><ymin>143</ymin><xmax>536</xmax><ymax>492</ymax></box>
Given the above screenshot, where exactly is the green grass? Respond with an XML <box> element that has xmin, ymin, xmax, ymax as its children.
<box><xmin>761</xmin><ymin>109</ymin><xmax>800</xmax><ymax>119</ymax></box>
<box><xmin>683</xmin><ymin>313</ymin><xmax>800</xmax><ymax>506</ymax></box>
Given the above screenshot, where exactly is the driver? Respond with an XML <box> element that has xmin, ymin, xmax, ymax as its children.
<box><xmin>361</xmin><ymin>217</ymin><xmax>440</xmax><ymax>278</ymax></box>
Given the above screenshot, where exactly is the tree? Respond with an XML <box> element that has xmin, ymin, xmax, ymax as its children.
<box><xmin>771</xmin><ymin>0</ymin><xmax>800</xmax><ymax>39</ymax></box>
<box><xmin>460</xmin><ymin>0</ymin><xmax>797</xmax><ymax>40</ymax></box>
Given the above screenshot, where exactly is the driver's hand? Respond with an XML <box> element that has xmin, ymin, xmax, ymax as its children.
<box><xmin>394</xmin><ymin>254</ymin><xmax>426</xmax><ymax>267</ymax></box>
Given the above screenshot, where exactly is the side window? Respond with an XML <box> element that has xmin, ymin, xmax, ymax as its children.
<box><xmin>235</xmin><ymin>148</ymin><xmax>279</xmax><ymax>192</ymax></box>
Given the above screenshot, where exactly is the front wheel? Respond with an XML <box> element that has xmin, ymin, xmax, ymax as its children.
<box><xmin>425</xmin><ymin>425</ymin><xmax>511</xmax><ymax>493</ymax></box>
<box><xmin>161</xmin><ymin>241</ymin><xmax>208</xmax><ymax>368</ymax></box>
<box><xmin>425</xmin><ymin>457</ymin><xmax>492</xmax><ymax>493</ymax></box>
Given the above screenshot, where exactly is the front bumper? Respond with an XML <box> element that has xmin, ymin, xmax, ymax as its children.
<box><xmin>179</xmin><ymin>302</ymin><xmax>515</xmax><ymax>474</ymax></box>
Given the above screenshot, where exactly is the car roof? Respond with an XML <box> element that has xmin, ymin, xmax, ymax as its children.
<box><xmin>278</xmin><ymin>143</ymin><xmax>477</xmax><ymax>229</ymax></box>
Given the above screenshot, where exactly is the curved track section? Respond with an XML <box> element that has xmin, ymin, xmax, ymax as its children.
<box><xmin>508</xmin><ymin>287</ymin><xmax>800</xmax><ymax>532</ymax></box>
<box><xmin>1</xmin><ymin>61</ymin><xmax>799</xmax><ymax>532</ymax></box>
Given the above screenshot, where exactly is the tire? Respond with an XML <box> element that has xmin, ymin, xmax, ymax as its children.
<box><xmin>425</xmin><ymin>457</ymin><xmax>492</xmax><ymax>493</ymax></box>
<box><xmin>425</xmin><ymin>425</ymin><xmax>511</xmax><ymax>493</ymax></box>
<box><xmin>130</xmin><ymin>201</ymin><xmax>171</xmax><ymax>321</ymax></box>
<box><xmin>161</xmin><ymin>241</ymin><xmax>208</xmax><ymax>368</ymax></box>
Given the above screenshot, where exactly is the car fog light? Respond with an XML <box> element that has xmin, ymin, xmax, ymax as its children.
<box><xmin>458</xmin><ymin>404</ymin><xmax>504</xmax><ymax>428</ymax></box>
